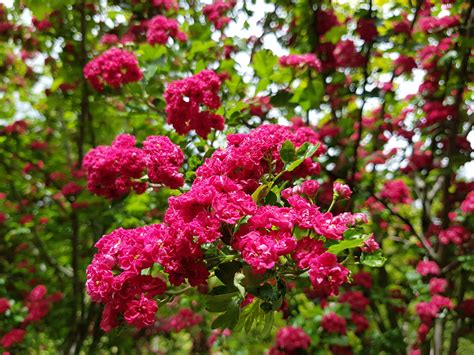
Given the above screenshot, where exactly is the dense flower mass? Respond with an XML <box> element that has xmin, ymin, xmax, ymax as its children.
<box><xmin>356</xmin><ymin>18</ymin><xmax>378</xmax><ymax>42</ymax></box>
<box><xmin>203</xmin><ymin>0</ymin><xmax>236</xmax><ymax>29</ymax></box>
<box><xmin>2</xmin><ymin>0</ymin><xmax>473</xmax><ymax>353</ymax></box>
<box><xmin>273</xmin><ymin>326</ymin><xmax>311</xmax><ymax>352</ymax></box>
<box><xmin>83</xmin><ymin>134</ymin><xmax>184</xmax><ymax>199</ymax></box>
<box><xmin>322</xmin><ymin>312</ymin><xmax>347</xmax><ymax>334</ymax></box>
<box><xmin>380</xmin><ymin>179</ymin><xmax>412</xmax><ymax>204</ymax></box>
<box><xmin>85</xmin><ymin>124</ymin><xmax>364</xmax><ymax>330</ymax></box>
<box><xmin>334</xmin><ymin>40</ymin><xmax>365</xmax><ymax>68</ymax></box>
<box><xmin>84</xmin><ymin>134</ymin><xmax>146</xmax><ymax>199</ymax></box>
<box><xmin>438</xmin><ymin>225</ymin><xmax>470</xmax><ymax>245</ymax></box>
<box><xmin>146</xmin><ymin>15</ymin><xmax>187</xmax><ymax>45</ymax></box>
<box><xmin>164</xmin><ymin>69</ymin><xmax>224</xmax><ymax>138</ymax></box>
<box><xmin>142</xmin><ymin>136</ymin><xmax>184</xmax><ymax>188</ymax></box>
<box><xmin>394</xmin><ymin>55</ymin><xmax>417</xmax><ymax>75</ymax></box>
<box><xmin>0</xmin><ymin>329</ymin><xmax>26</xmax><ymax>348</ymax></box>
<box><xmin>83</xmin><ymin>48</ymin><xmax>143</xmax><ymax>91</ymax></box>
<box><xmin>416</xmin><ymin>260</ymin><xmax>440</xmax><ymax>277</ymax></box>
<box><xmin>157</xmin><ymin>308</ymin><xmax>203</xmax><ymax>332</ymax></box>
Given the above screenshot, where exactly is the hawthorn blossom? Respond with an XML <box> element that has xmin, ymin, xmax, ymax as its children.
<box><xmin>164</xmin><ymin>70</ymin><xmax>224</xmax><ymax>138</ymax></box>
<box><xmin>146</xmin><ymin>15</ymin><xmax>187</xmax><ymax>45</ymax></box>
<box><xmin>274</xmin><ymin>326</ymin><xmax>311</xmax><ymax>351</ymax></box>
<box><xmin>321</xmin><ymin>312</ymin><xmax>347</xmax><ymax>334</ymax></box>
<box><xmin>416</xmin><ymin>260</ymin><xmax>440</xmax><ymax>277</ymax></box>
<box><xmin>83</xmin><ymin>48</ymin><xmax>142</xmax><ymax>91</ymax></box>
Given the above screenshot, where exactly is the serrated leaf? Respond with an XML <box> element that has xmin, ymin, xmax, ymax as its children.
<box><xmin>327</xmin><ymin>234</ymin><xmax>371</xmax><ymax>255</ymax></box>
<box><xmin>360</xmin><ymin>250</ymin><xmax>387</xmax><ymax>267</ymax></box>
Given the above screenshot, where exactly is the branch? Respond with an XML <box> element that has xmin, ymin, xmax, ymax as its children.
<box><xmin>31</xmin><ymin>229</ymin><xmax>73</xmax><ymax>278</ymax></box>
<box><xmin>370</xmin><ymin>193</ymin><xmax>438</xmax><ymax>261</ymax></box>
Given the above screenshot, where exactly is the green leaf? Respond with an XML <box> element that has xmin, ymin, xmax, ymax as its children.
<box><xmin>323</xmin><ymin>25</ymin><xmax>347</xmax><ymax>44</ymax></box>
<box><xmin>215</xmin><ymin>261</ymin><xmax>242</xmax><ymax>286</ymax></box>
<box><xmin>233</xmin><ymin>272</ymin><xmax>246</xmax><ymax>297</ymax></box>
<box><xmin>360</xmin><ymin>250</ymin><xmax>387</xmax><ymax>267</ymax></box>
<box><xmin>285</xmin><ymin>143</ymin><xmax>320</xmax><ymax>172</ymax></box>
<box><xmin>458</xmin><ymin>255</ymin><xmax>474</xmax><ymax>271</ymax></box>
<box><xmin>327</xmin><ymin>234</ymin><xmax>371</xmax><ymax>255</ymax></box>
<box><xmin>270</xmin><ymin>90</ymin><xmax>293</xmax><ymax>107</ymax></box>
<box><xmin>205</xmin><ymin>291</ymin><xmax>239</xmax><ymax>313</ymax></box>
<box><xmin>253</xmin><ymin>50</ymin><xmax>278</xmax><ymax>78</ymax></box>
<box><xmin>280</xmin><ymin>140</ymin><xmax>296</xmax><ymax>164</ymax></box>
<box><xmin>252</xmin><ymin>183</ymin><xmax>270</xmax><ymax>202</ymax></box>
<box><xmin>211</xmin><ymin>300</ymin><xmax>240</xmax><ymax>329</ymax></box>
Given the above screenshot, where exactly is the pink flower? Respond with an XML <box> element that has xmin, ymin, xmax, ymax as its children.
<box><xmin>279</xmin><ymin>54</ymin><xmax>321</xmax><ymax>71</ymax></box>
<box><xmin>142</xmin><ymin>136</ymin><xmax>184</xmax><ymax>188</ymax></box>
<box><xmin>418</xmin><ymin>15</ymin><xmax>460</xmax><ymax>33</ymax></box>
<box><xmin>151</xmin><ymin>0</ymin><xmax>178</xmax><ymax>10</ymax></box>
<box><xmin>333</xmin><ymin>182</ymin><xmax>351</xmax><ymax>199</ymax></box>
<box><xmin>146</xmin><ymin>15</ymin><xmax>187</xmax><ymax>45</ymax></box>
<box><xmin>83</xmin><ymin>134</ymin><xmax>146</xmax><ymax>199</ymax></box>
<box><xmin>203</xmin><ymin>0</ymin><xmax>236</xmax><ymax>30</ymax></box>
<box><xmin>308</xmin><ymin>253</ymin><xmax>349</xmax><ymax>297</ymax></box>
<box><xmin>100</xmin><ymin>33</ymin><xmax>119</xmax><ymax>45</ymax></box>
<box><xmin>84</xmin><ymin>48</ymin><xmax>142</xmax><ymax>91</ymax></box>
<box><xmin>0</xmin><ymin>298</ymin><xmax>10</xmax><ymax>313</ymax></box>
<box><xmin>431</xmin><ymin>295</ymin><xmax>453</xmax><ymax>310</ymax></box>
<box><xmin>417</xmin><ymin>323</ymin><xmax>430</xmax><ymax>342</ymax></box>
<box><xmin>0</xmin><ymin>329</ymin><xmax>26</xmax><ymax>348</ymax></box>
<box><xmin>394</xmin><ymin>55</ymin><xmax>417</xmax><ymax>75</ymax></box>
<box><xmin>124</xmin><ymin>295</ymin><xmax>158</xmax><ymax>328</ymax></box>
<box><xmin>158</xmin><ymin>308</ymin><xmax>203</xmax><ymax>332</ymax></box>
<box><xmin>351</xmin><ymin>312</ymin><xmax>369</xmax><ymax>333</ymax></box>
<box><xmin>458</xmin><ymin>299</ymin><xmax>474</xmax><ymax>317</ymax></box>
<box><xmin>420</xmin><ymin>101</ymin><xmax>456</xmax><ymax>127</ymax></box>
<box><xmin>100</xmin><ymin>304</ymin><xmax>119</xmax><ymax>332</ymax></box>
<box><xmin>292</xmin><ymin>237</ymin><xmax>325</xmax><ymax>269</ymax></box>
<box><xmin>439</xmin><ymin>226</ymin><xmax>470</xmax><ymax>245</ymax></box>
<box><xmin>237</xmin><ymin>231</ymin><xmax>279</xmax><ymax>274</ymax></box>
<box><xmin>61</xmin><ymin>182</ymin><xmax>83</xmax><ymax>196</ymax></box>
<box><xmin>416</xmin><ymin>301</ymin><xmax>438</xmax><ymax>324</ymax></box>
<box><xmin>301</xmin><ymin>179</ymin><xmax>320</xmax><ymax>197</ymax></box>
<box><xmin>316</xmin><ymin>9</ymin><xmax>339</xmax><ymax>36</ymax></box>
<box><xmin>361</xmin><ymin>235</ymin><xmax>380</xmax><ymax>253</ymax></box>
<box><xmin>460</xmin><ymin>191</ymin><xmax>474</xmax><ymax>214</ymax></box>
<box><xmin>340</xmin><ymin>291</ymin><xmax>370</xmax><ymax>312</ymax></box>
<box><xmin>275</xmin><ymin>326</ymin><xmax>311</xmax><ymax>351</ymax></box>
<box><xmin>429</xmin><ymin>278</ymin><xmax>448</xmax><ymax>295</ymax></box>
<box><xmin>416</xmin><ymin>260</ymin><xmax>440</xmax><ymax>277</ymax></box>
<box><xmin>381</xmin><ymin>179</ymin><xmax>412</xmax><ymax>204</ymax></box>
<box><xmin>322</xmin><ymin>312</ymin><xmax>347</xmax><ymax>334</ymax></box>
<box><xmin>356</xmin><ymin>18</ymin><xmax>378</xmax><ymax>42</ymax></box>
<box><xmin>334</xmin><ymin>40</ymin><xmax>365</xmax><ymax>68</ymax></box>
<box><xmin>164</xmin><ymin>70</ymin><xmax>224</xmax><ymax>138</ymax></box>
<box><xmin>353</xmin><ymin>271</ymin><xmax>372</xmax><ymax>289</ymax></box>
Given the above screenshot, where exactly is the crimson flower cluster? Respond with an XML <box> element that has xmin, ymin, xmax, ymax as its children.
<box><xmin>268</xmin><ymin>326</ymin><xmax>311</xmax><ymax>354</ymax></box>
<box><xmin>156</xmin><ymin>308</ymin><xmax>203</xmax><ymax>332</ymax></box>
<box><xmin>279</xmin><ymin>54</ymin><xmax>321</xmax><ymax>71</ymax></box>
<box><xmin>83</xmin><ymin>48</ymin><xmax>142</xmax><ymax>91</ymax></box>
<box><xmin>86</xmin><ymin>124</ymin><xmax>367</xmax><ymax>331</ymax></box>
<box><xmin>83</xmin><ymin>134</ymin><xmax>184</xmax><ymax>199</ymax></box>
<box><xmin>146</xmin><ymin>15</ymin><xmax>187</xmax><ymax>46</ymax></box>
<box><xmin>164</xmin><ymin>69</ymin><xmax>224</xmax><ymax>138</ymax></box>
<box><xmin>203</xmin><ymin>0</ymin><xmax>236</xmax><ymax>30</ymax></box>
<box><xmin>0</xmin><ymin>285</ymin><xmax>62</xmax><ymax>349</ymax></box>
